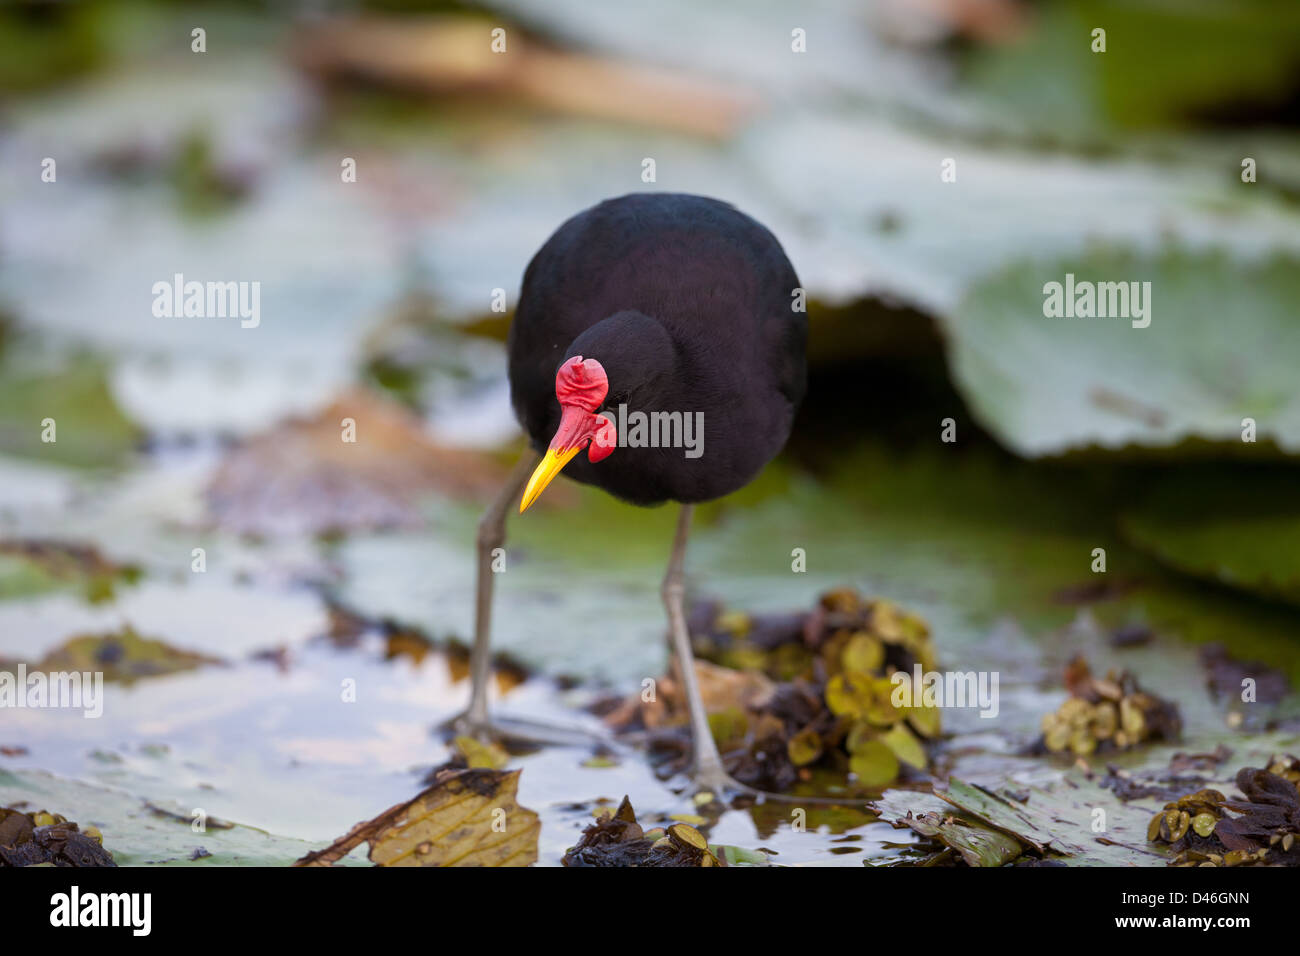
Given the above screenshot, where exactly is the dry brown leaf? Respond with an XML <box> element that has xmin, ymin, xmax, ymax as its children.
<box><xmin>295</xmin><ymin>768</ymin><xmax>539</xmax><ymax>867</ymax></box>
<box><xmin>206</xmin><ymin>387</ymin><xmax>502</xmax><ymax>536</ymax></box>
<box><xmin>293</xmin><ymin>15</ymin><xmax>754</xmax><ymax>139</ymax></box>
<box><xmin>627</xmin><ymin>659</ymin><xmax>775</xmax><ymax>730</ymax></box>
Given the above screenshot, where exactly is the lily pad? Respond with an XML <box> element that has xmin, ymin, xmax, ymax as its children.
<box><xmin>948</xmin><ymin>249</ymin><xmax>1300</xmax><ymax>457</ymax></box>
<box><xmin>24</xmin><ymin>626</ymin><xmax>220</xmax><ymax>684</ymax></box>
<box><xmin>0</xmin><ymin>769</ymin><xmax>327</xmax><ymax>866</ymax></box>
<box><xmin>938</xmin><ymin>777</ymin><xmax>1170</xmax><ymax>867</ymax></box>
<box><xmin>898</xmin><ymin>811</ymin><xmax>1025</xmax><ymax>867</ymax></box>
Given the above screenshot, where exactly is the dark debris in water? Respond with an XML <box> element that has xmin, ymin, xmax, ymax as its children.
<box><xmin>1199</xmin><ymin>643</ymin><xmax>1290</xmax><ymax>729</ymax></box>
<box><xmin>1101</xmin><ymin>745</ymin><xmax>1233</xmax><ymax>802</ymax></box>
<box><xmin>1149</xmin><ymin>754</ymin><xmax>1300</xmax><ymax>867</ymax></box>
<box><xmin>1109</xmin><ymin>623</ymin><xmax>1154</xmax><ymax>648</ymax></box>
<box><xmin>0</xmin><ymin>806</ymin><xmax>116</xmax><ymax>867</ymax></box>
<box><xmin>321</xmin><ymin>598</ymin><xmax>535</xmax><ymax>691</ymax></box>
<box><xmin>561</xmin><ymin>796</ymin><xmax>758</xmax><ymax>867</ymax></box>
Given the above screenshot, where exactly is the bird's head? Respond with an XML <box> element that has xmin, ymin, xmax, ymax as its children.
<box><xmin>519</xmin><ymin>355</ymin><xmax>617</xmax><ymax>512</ymax></box>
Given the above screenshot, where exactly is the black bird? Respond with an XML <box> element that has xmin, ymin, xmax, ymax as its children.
<box><xmin>465</xmin><ymin>193</ymin><xmax>806</xmax><ymax>792</ymax></box>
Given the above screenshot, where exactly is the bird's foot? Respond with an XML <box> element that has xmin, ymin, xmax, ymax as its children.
<box><xmin>690</xmin><ymin>760</ymin><xmax>853</xmax><ymax>806</ymax></box>
<box><xmin>443</xmin><ymin>710</ymin><xmax>617</xmax><ymax>749</ymax></box>
<box><xmin>690</xmin><ymin>761</ymin><xmax>759</xmax><ymax>802</ymax></box>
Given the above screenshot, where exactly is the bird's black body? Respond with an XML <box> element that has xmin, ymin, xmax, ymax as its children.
<box><xmin>508</xmin><ymin>193</ymin><xmax>806</xmax><ymax>506</ymax></box>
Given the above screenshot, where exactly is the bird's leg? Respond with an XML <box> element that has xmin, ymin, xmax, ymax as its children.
<box><xmin>662</xmin><ymin>504</ymin><xmax>740</xmax><ymax>794</ymax></box>
<box><xmin>456</xmin><ymin>451</ymin><xmax>540</xmax><ymax>736</ymax></box>
<box><xmin>660</xmin><ymin>511</ymin><xmax>859</xmax><ymax>807</ymax></box>
<box><xmin>451</xmin><ymin>450</ymin><xmax>617</xmax><ymax>748</ymax></box>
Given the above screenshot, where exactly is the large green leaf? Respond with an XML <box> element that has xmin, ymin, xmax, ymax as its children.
<box><xmin>948</xmin><ymin>249</ymin><xmax>1300</xmax><ymax>457</ymax></box>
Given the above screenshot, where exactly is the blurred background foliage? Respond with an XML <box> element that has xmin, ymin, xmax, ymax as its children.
<box><xmin>0</xmin><ymin>0</ymin><xmax>1298</xmax><ymax>862</ymax></box>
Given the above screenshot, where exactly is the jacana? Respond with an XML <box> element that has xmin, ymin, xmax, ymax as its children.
<box><xmin>464</xmin><ymin>193</ymin><xmax>806</xmax><ymax>792</ymax></box>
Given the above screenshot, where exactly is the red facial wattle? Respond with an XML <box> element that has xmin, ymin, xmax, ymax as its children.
<box><xmin>550</xmin><ymin>356</ymin><xmax>616</xmax><ymax>463</ymax></box>
<box><xmin>519</xmin><ymin>355</ymin><xmax>616</xmax><ymax>513</ymax></box>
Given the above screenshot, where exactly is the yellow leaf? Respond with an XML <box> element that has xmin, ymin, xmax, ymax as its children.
<box><xmin>841</xmin><ymin>633</ymin><xmax>884</xmax><ymax>674</ymax></box>
<box><xmin>452</xmin><ymin>735</ymin><xmax>508</xmax><ymax>770</ymax></box>
<box><xmin>849</xmin><ymin>741</ymin><xmax>900</xmax><ymax>787</ymax></box>
<box><xmin>881</xmin><ymin>722</ymin><xmax>927</xmax><ymax>769</ymax></box>
<box><xmin>295</xmin><ymin>768</ymin><xmax>539</xmax><ymax>867</ymax></box>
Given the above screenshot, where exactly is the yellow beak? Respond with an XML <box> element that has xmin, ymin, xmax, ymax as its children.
<box><xmin>519</xmin><ymin>446</ymin><xmax>582</xmax><ymax>513</ymax></box>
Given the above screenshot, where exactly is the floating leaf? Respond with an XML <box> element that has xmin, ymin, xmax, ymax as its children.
<box><xmin>1151</xmin><ymin>757</ymin><xmax>1300</xmax><ymax>867</ymax></box>
<box><xmin>26</xmin><ymin>626</ymin><xmax>220</xmax><ymax>684</ymax></box>
<box><xmin>937</xmin><ymin>777</ymin><xmax>1172</xmax><ymax>867</ymax></box>
<box><xmin>898</xmin><ymin>811</ymin><xmax>1024</xmax><ymax>867</ymax></box>
<box><xmin>0</xmin><ymin>769</ymin><xmax>325</xmax><ymax>866</ymax></box>
<box><xmin>906</xmin><ymin>701</ymin><xmax>942</xmax><ymax>739</ymax></box>
<box><xmin>948</xmin><ymin>250</ymin><xmax>1300</xmax><ymax>457</ymax></box>
<box><xmin>787</xmin><ymin>727</ymin><xmax>823</xmax><ymax>767</ymax></box>
<box><xmin>612</xmin><ymin>588</ymin><xmax>939</xmax><ymax>791</ymax></box>
<box><xmin>296</xmin><ymin>768</ymin><xmax>539</xmax><ymax>867</ymax></box>
<box><xmin>1038</xmin><ymin>656</ymin><xmax>1181</xmax><ymax>756</ymax></box>
<box><xmin>667</xmin><ymin>823</ymin><xmax>708</xmax><ymax>850</ymax></box>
